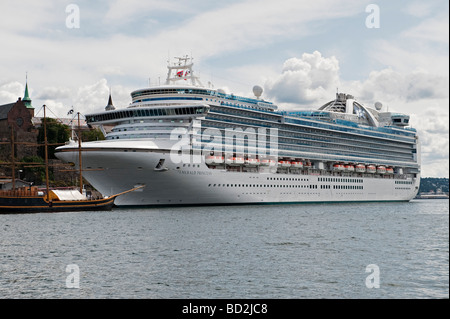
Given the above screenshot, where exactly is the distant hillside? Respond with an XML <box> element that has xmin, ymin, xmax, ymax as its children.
<box><xmin>419</xmin><ymin>177</ymin><xmax>449</xmax><ymax>193</ymax></box>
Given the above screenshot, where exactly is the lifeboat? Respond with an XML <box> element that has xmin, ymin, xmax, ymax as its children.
<box><xmin>234</xmin><ymin>157</ymin><xmax>245</xmax><ymax>165</ymax></box>
<box><xmin>291</xmin><ymin>161</ymin><xmax>303</xmax><ymax>168</ymax></box>
<box><xmin>366</xmin><ymin>165</ymin><xmax>376</xmax><ymax>173</ymax></box>
<box><xmin>260</xmin><ymin>159</ymin><xmax>276</xmax><ymax>166</ymax></box>
<box><xmin>245</xmin><ymin>158</ymin><xmax>260</xmax><ymax>166</ymax></box>
<box><xmin>205</xmin><ymin>155</ymin><xmax>224</xmax><ymax>165</ymax></box>
<box><xmin>304</xmin><ymin>161</ymin><xmax>312</xmax><ymax>169</ymax></box>
<box><xmin>386</xmin><ymin>167</ymin><xmax>394</xmax><ymax>174</ymax></box>
<box><xmin>345</xmin><ymin>164</ymin><xmax>355</xmax><ymax>172</ymax></box>
<box><xmin>225</xmin><ymin>156</ymin><xmax>244</xmax><ymax>165</ymax></box>
<box><xmin>377</xmin><ymin>166</ymin><xmax>386</xmax><ymax>174</ymax></box>
<box><xmin>355</xmin><ymin>164</ymin><xmax>366</xmax><ymax>173</ymax></box>
<box><xmin>226</xmin><ymin>157</ymin><xmax>243</xmax><ymax>166</ymax></box>
<box><xmin>225</xmin><ymin>157</ymin><xmax>234</xmax><ymax>165</ymax></box>
<box><xmin>278</xmin><ymin>160</ymin><xmax>291</xmax><ymax>168</ymax></box>
<box><xmin>332</xmin><ymin>163</ymin><xmax>345</xmax><ymax>171</ymax></box>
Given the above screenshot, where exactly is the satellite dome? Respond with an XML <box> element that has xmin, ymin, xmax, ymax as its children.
<box><xmin>217</xmin><ymin>88</ymin><xmax>226</xmax><ymax>94</ymax></box>
<box><xmin>374</xmin><ymin>101</ymin><xmax>383</xmax><ymax>111</ymax></box>
<box><xmin>253</xmin><ymin>85</ymin><xmax>263</xmax><ymax>98</ymax></box>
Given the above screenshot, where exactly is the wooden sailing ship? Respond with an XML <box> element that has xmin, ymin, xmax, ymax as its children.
<box><xmin>0</xmin><ymin>105</ymin><xmax>142</xmax><ymax>213</ymax></box>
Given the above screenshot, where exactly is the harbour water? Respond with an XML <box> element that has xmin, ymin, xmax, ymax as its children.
<box><xmin>0</xmin><ymin>199</ymin><xmax>448</xmax><ymax>299</ymax></box>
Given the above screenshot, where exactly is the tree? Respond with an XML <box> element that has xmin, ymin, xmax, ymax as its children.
<box><xmin>37</xmin><ymin>118</ymin><xmax>70</xmax><ymax>159</ymax></box>
<box><xmin>20</xmin><ymin>155</ymin><xmax>46</xmax><ymax>185</ymax></box>
<box><xmin>81</xmin><ymin>127</ymin><xmax>105</xmax><ymax>142</ymax></box>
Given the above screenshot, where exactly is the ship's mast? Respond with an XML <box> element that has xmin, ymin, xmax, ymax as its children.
<box><xmin>77</xmin><ymin>112</ymin><xmax>83</xmax><ymax>194</ymax></box>
<box><xmin>10</xmin><ymin>126</ymin><xmax>15</xmax><ymax>190</ymax></box>
<box><xmin>43</xmin><ymin>105</ymin><xmax>50</xmax><ymax>202</ymax></box>
<box><xmin>165</xmin><ymin>55</ymin><xmax>203</xmax><ymax>87</ymax></box>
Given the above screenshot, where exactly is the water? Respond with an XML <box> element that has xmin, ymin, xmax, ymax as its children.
<box><xmin>0</xmin><ymin>200</ymin><xmax>448</xmax><ymax>299</ymax></box>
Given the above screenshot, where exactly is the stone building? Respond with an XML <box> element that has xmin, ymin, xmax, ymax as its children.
<box><xmin>0</xmin><ymin>82</ymin><xmax>38</xmax><ymax>161</ymax></box>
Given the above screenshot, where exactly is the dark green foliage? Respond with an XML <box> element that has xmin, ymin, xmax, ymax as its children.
<box><xmin>419</xmin><ymin>177</ymin><xmax>449</xmax><ymax>193</ymax></box>
<box><xmin>37</xmin><ymin>118</ymin><xmax>71</xmax><ymax>159</ymax></box>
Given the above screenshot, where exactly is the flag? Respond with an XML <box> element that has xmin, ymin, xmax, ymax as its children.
<box><xmin>176</xmin><ymin>70</ymin><xmax>184</xmax><ymax>77</ymax></box>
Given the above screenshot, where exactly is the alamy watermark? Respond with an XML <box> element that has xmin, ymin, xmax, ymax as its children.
<box><xmin>365</xmin><ymin>264</ymin><xmax>380</xmax><ymax>288</ymax></box>
<box><xmin>65</xmin><ymin>264</ymin><xmax>80</xmax><ymax>288</ymax></box>
<box><xmin>66</xmin><ymin>4</ymin><xmax>80</xmax><ymax>29</ymax></box>
<box><xmin>365</xmin><ymin>4</ymin><xmax>380</xmax><ymax>28</ymax></box>
<box><xmin>169</xmin><ymin>126</ymin><xmax>279</xmax><ymax>164</ymax></box>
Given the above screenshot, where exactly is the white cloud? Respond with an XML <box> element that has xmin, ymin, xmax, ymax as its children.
<box><xmin>264</xmin><ymin>51</ymin><xmax>340</xmax><ymax>105</ymax></box>
<box><xmin>0</xmin><ymin>82</ymin><xmax>24</xmax><ymax>104</ymax></box>
<box><xmin>36</xmin><ymin>87</ymin><xmax>71</xmax><ymax>100</ymax></box>
<box><xmin>352</xmin><ymin>68</ymin><xmax>449</xmax><ymax>104</ymax></box>
<box><xmin>368</xmin><ymin>10</ymin><xmax>449</xmax><ymax>77</ymax></box>
<box><xmin>103</xmin><ymin>0</ymin><xmax>183</xmax><ymax>23</ymax></box>
<box><xmin>145</xmin><ymin>0</ymin><xmax>368</xmax><ymax>61</ymax></box>
<box><xmin>404</xmin><ymin>1</ymin><xmax>438</xmax><ymax>18</ymax></box>
<box><xmin>401</xmin><ymin>13</ymin><xmax>449</xmax><ymax>45</ymax></box>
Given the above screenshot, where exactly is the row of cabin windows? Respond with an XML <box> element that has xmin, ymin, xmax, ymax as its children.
<box><xmin>206</xmin><ymin>183</ymin><xmax>364</xmax><ymax>190</ymax></box>
<box><xmin>203</xmin><ymin>119</ymin><xmax>412</xmax><ymax>161</ymax></box>
<box><xmin>319</xmin><ymin>177</ymin><xmax>363</xmax><ymax>183</ymax></box>
<box><xmin>330</xmin><ymin>185</ymin><xmax>364</xmax><ymax>190</ymax></box>
<box><xmin>203</xmin><ymin>114</ymin><xmax>414</xmax><ymax>148</ymax></box>
<box><xmin>267</xmin><ymin>177</ymin><xmax>309</xmax><ymax>182</ymax></box>
<box><xmin>87</xmin><ymin>106</ymin><xmax>207</xmax><ymax>123</ymax></box>
<box><xmin>208</xmin><ymin>184</ymin><xmax>318</xmax><ymax>189</ymax></box>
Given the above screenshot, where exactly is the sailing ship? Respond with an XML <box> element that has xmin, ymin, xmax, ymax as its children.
<box><xmin>0</xmin><ymin>105</ymin><xmax>142</xmax><ymax>213</ymax></box>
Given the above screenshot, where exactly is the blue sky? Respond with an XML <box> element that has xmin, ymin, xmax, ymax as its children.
<box><xmin>0</xmin><ymin>0</ymin><xmax>448</xmax><ymax>177</ymax></box>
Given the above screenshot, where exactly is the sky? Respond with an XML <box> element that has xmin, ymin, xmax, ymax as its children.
<box><xmin>0</xmin><ymin>0</ymin><xmax>448</xmax><ymax>177</ymax></box>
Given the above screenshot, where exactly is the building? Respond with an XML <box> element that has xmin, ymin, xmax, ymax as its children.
<box><xmin>0</xmin><ymin>81</ymin><xmax>38</xmax><ymax>161</ymax></box>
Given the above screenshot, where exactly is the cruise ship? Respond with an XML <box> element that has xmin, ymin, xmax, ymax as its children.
<box><xmin>55</xmin><ymin>56</ymin><xmax>421</xmax><ymax>206</ymax></box>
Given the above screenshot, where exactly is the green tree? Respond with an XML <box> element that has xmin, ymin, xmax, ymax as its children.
<box><xmin>20</xmin><ymin>155</ymin><xmax>46</xmax><ymax>185</ymax></box>
<box><xmin>37</xmin><ymin>118</ymin><xmax>71</xmax><ymax>159</ymax></box>
<box><xmin>81</xmin><ymin>127</ymin><xmax>105</xmax><ymax>142</ymax></box>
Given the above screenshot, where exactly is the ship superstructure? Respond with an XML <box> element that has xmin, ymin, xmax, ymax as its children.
<box><xmin>56</xmin><ymin>56</ymin><xmax>420</xmax><ymax>206</ymax></box>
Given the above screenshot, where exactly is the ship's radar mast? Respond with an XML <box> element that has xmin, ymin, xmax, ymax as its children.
<box><xmin>165</xmin><ymin>55</ymin><xmax>203</xmax><ymax>87</ymax></box>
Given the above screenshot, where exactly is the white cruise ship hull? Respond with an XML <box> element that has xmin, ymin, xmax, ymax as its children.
<box><xmin>56</xmin><ymin>56</ymin><xmax>421</xmax><ymax>206</ymax></box>
<box><xmin>56</xmin><ymin>141</ymin><xmax>420</xmax><ymax>206</ymax></box>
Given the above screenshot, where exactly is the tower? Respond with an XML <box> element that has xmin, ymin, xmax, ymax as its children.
<box><xmin>105</xmin><ymin>90</ymin><xmax>115</xmax><ymax>111</ymax></box>
<box><xmin>23</xmin><ymin>76</ymin><xmax>34</xmax><ymax>117</ymax></box>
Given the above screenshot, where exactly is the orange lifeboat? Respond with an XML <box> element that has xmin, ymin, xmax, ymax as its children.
<box><xmin>377</xmin><ymin>166</ymin><xmax>386</xmax><ymax>174</ymax></box>
<box><xmin>225</xmin><ymin>157</ymin><xmax>234</xmax><ymax>165</ymax></box>
<box><xmin>234</xmin><ymin>157</ymin><xmax>245</xmax><ymax>165</ymax></box>
<box><xmin>345</xmin><ymin>164</ymin><xmax>355</xmax><ymax>172</ymax></box>
<box><xmin>366</xmin><ymin>165</ymin><xmax>376</xmax><ymax>173</ymax></box>
<box><xmin>386</xmin><ymin>167</ymin><xmax>394</xmax><ymax>174</ymax></box>
<box><xmin>245</xmin><ymin>158</ymin><xmax>260</xmax><ymax>166</ymax></box>
<box><xmin>278</xmin><ymin>160</ymin><xmax>291</xmax><ymax>168</ymax></box>
<box><xmin>291</xmin><ymin>161</ymin><xmax>303</xmax><ymax>168</ymax></box>
<box><xmin>355</xmin><ymin>164</ymin><xmax>366</xmax><ymax>173</ymax></box>
<box><xmin>260</xmin><ymin>159</ymin><xmax>276</xmax><ymax>166</ymax></box>
<box><xmin>206</xmin><ymin>155</ymin><xmax>224</xmax><ymax>165</ymax></box>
